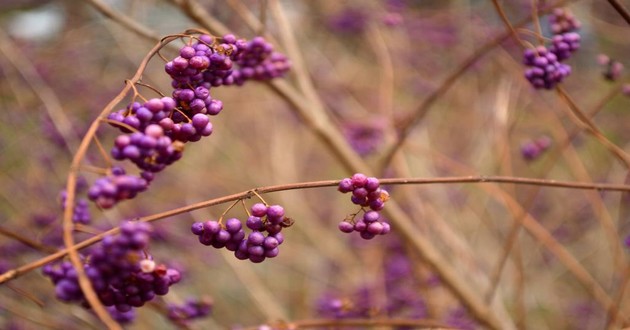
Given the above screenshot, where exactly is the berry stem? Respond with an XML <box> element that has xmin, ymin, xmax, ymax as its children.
<box><xmin>250</xmin><ymin>189</ymin><xmax>268</xmax><ymax>205</ymax></box>
<box><xmin>218</xmin><ymin>199</ymin><xmax>242</xmax><ymax>224</ymax></box>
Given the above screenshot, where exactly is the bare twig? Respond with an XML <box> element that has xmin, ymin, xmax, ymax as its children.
<box><xmin>607</xmin><ymin>0</ymin><xmax>630</xmax><ymax>25</ymax></box>
<box><xmin>0</xmin><ymin>226</ymin><xmax>57</xmax><ymax>254</ymax></box>
<box><xmin>240</xmin><ymin>317</ymin><xmax>453</xmax><ymax>329</ymax></box>
<box><xmin>84</xmin><ymin>0</ymin><xmax>160</xmax><ymax>42</ymax></box>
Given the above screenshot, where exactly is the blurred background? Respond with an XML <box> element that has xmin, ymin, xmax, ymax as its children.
<box><xmin>0</xmin><ymin>0</ymin><xmax>630</xmax><ymax>329</ymax></box>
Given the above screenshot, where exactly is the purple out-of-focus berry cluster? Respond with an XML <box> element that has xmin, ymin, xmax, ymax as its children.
<box><xmin>338</xmin><ymin>173</ymin><xmax>391</xmax><ymax>239</ymax></box>
<box><xmin>523</xmin><ymin>7</ymin><xmax>581</xmax><ymax>89</ymax></box>
<box><xmin>342</xmin><ymin>120</ymin><xmax>386</xmax><ymax>157</ymax></box>
<box><xmin>167</xmin><ymin>297</ymin><xmax>213</xmax><ymax>324</ymax></box>
<box><xmin>191</xmin><ymin>203</ymin><xmax>289</xmax><ymax>263</ymax></box>
<box><xmin>42</xmin><ymin>222</ymin><xmax>181</xmax><ymax>313</ymax></box>
<box><xmin>521</xmin><ymin>135</ymin><xmax>552</xmax><ymax>161</ymax></box>
<box><xmin>59</xmin><ymin>188</ymin><xmax>91</xmax><ymax>225</ymax></box>
<box><xmin>597</xmin><ymin>54</ymin><xmax>625</xmax><ymax>82</ymax></box>
<box><xmin>87</xmin><ymin>34</ymin><xmax>290</xmax><ymax>209</ymax></box>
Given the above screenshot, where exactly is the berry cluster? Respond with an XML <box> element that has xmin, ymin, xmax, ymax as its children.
<box><xmin>230</xmin><ymin>36</ymin><xmax>292</xmax><ymax>85</ymax></box>
<box><xmin>342</xmin><ymin>120</ymin><xmax>385</xmax><ymax>156</ymax></box>
<box><xmin>523</xmin><ymin>7</ymin><xmax>581</xmax><ymax>89</ymax></box>
<box><xmin>167</xmin><ymin>297</ymin><xmax>213</xmax><ymax>324</ymax></box>
<box><xmin>107</xmin><ymin>306</ymin><xmax>135</xmax><ymax>324</ymax></box>
<box><xmin>521</xmin><ymin>135</ymin><xmax>552</xmax><ymax>161</ymax></box>
<box><xmin>191</xmin><ymin>203</ymin><xmax>289</xmax><ymax>263</ymax></box>
<box><xmin>59</xmin><ymin>190</ymin><xmax>91</xmax><ymax>224</ymax></box>
<box><xmin>87</xmin><ymin>34</ymin><xmax>290</xmax><ymax>210</ymax></box>
<box><xmin>111</xmin><ymin>124</ymin><xmax>184</xmax><ymax>172</ymax></box>
<box><xmin>87</xmin><ymin>166</ymin><xmax>149</xmax><ymax>209</ymax></box>
<box><xmin>598</xmin><ymin>54</ymin><xmax>624</xmax><ymax>81</ymax></box>
<box><xmin>166</xmin><ymin>34</ymin><xmax>237</xmax><ymax>89</ymax></box>
<box><xmin>523</xmin><ymin>46</ymin><xmax>572</xmax><ymax>90</ymax></box>
<box><xmin>549</xmin><ymin>32</ymin><xmax>580</xmax><ymax>61</ymax></box>
<box><xmin>42</xmin><ymin>222</ymin><xmax>181</xmax><ymax>313</ymax></box>
<box><xmin>548</xmin><ymin>8</ymin><xmax>581</xmax><ymax>34</ymax></box>
<box><xmin>337</xmin><ymin>173</ymin><xmax>391</xmax><ymax>239</ymax></box>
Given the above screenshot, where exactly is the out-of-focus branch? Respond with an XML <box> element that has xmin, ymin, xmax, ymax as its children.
<box><xmin>84</xmin><ymin>0</ymin><xmax>160</xmax><ymax>42</ymax></box>
<box><xmin>607</xmin><ymin>0</ymin><xmax>630</xmax><ymax>25</ymax></box>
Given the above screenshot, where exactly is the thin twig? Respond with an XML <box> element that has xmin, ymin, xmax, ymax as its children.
<box><xmin>607</xmin><ymin>0</ymin><xmax>630</xmax><ymax>25</ymax></box>
<box><xmin>0</xmin><ymin>29</ymin><xmax>78</xmax><ymax>155</ymax></box>
<box><xmin>0</xmin><ymin>225</ymin><xmax>58</xmax><ymax>254</ymax></box>
<box><xmin>84</xmin><ymin>0</ymin><xmax>160</xmax><ymax>42</ymax></box>
<box><xmin>240</xmin><ymin>317</ymin><xmax>453</xmax><ymax>329</ymax></box>
<box><xmin>556</xmin><ymin>86</ymin><xmax>630</xmax><ymax>168</ymax></box>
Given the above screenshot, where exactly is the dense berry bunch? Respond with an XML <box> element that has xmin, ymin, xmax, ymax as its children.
<box><xmin>342</xmin><ymin>120</ymin><xmax>385</xmax><ymax>156</ymax></box>
<box><xmin>42</xmin><ymin>222</ymin><xmax>181</xmax><ymax>313</ymax></box>
<box><xmin>111</xmin><ymin>124</ymin><xmax>184</xmax><ymax>172</ymax></box>
<box><xmin>598</xmin><ymin>54</ymin><xmax>624</xmax><ymax>81</ymax></box>
<box><xmin>59</xmin><ymin>190</ymin><xmax>91</xmax><ymax>224</ymax></box>
<box><xmin>107</xmin><ymin>97</ymin><xmax>176</xmax><ymax>134</ymax></box>
<box><xmin>338</xmin><ymin>173</ymin><xmax>391</xmax><ymax>239</ymax></box>
<box><xmin>229</xmin><ymin>36</ymin><xmax>292</xmax><ymax>85</ymax></box>
<box><xmin>338</xmin><ymin>173</ymin><xmax>389</xmax><ymax>211</ymax></box>
<box><xmin>548</xmin><ymin>8</ymin><xmax>581</xmax><ymax>34</ymax></box>
<box><xmin>521</xmin><ymin>135</ymin><xmax>552</xmax><ymax>161</ymax></box>
<box><xmin>107</xmin><ymin>306</ymin><xmax>135</xmax><ymax>324</ymax></box>
<box><xmin>190</xmin><ymin>203</ymin><xmax>289</xmax><ymax>263</ymax></box>
<box><xmin>87</xmin><ymin>166</ymin><xmax>149</xmax><ymax>209</ymax></box>
<box><xmin>191</xmin><ymin>218</ymin><xmax>246</xmax><ymax>250</ymax></box>
<box><xmin>88</xmin><ymin>34</ymin><xmax>290</xmax><ymax>210</ymax></box>
<box><xmin>165</xmin><ymin>34</ymin><xmax>237</xmax><ymax>89</ymax></box>
<box><xmin>523</xmin><ymin>8</ymin><xmax>581</xmax><ymax>89</ymax></box>
<box><xmin>549</xmin><ymin>32</ymin><xmax>580</xmax><ymax>61</ymax></box>
<box><xmin>167</xmin><ymin>297</ymin><xmax>213</xmax><ymax>323</ymax></box>
<box><xmin>523</xmin><ymin>46</ymin><xmax>571</xmax><ymax>90</ymax></box>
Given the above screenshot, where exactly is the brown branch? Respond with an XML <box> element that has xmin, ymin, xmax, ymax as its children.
<box><xmin>0</xmin><ymin>225</ymin><xmax>58</xmax><ymax>254</ymax></box>
<box><xmin>59</xmin><ymin>34</ymin><xmax>184</xmax><ymax>330</ymax></box>
<box><xmin>3</xmin><ymin>174</ymin><xmax>630</xmax><ymax>286</ymax></box>
<box><xmin>84</xmin><ymin>0</ymin><xmax>161</xmax><ymax>42</ymax></box>
<box><xmin>241</xmin><ymin>318</ymin><xmax>454</xmax><ymax>330</ymax></box>
<box><xmin>607</xmin><ymin>0</ymin><xmax>630</xmax><ymax>25</ymax></box>
<box><xmin>556</xmin><ymin>86</ymin><xmax>630</xmax><ymax>168</ymax></box>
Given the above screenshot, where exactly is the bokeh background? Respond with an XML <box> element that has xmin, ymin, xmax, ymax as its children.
<box><xmin>1</xmin><ymin>0</ymin><xmax>630</xmax><ymax>329</ymax></box>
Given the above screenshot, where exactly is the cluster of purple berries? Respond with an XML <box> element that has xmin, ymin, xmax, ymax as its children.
<box><xmin>548</xmin><ymin>8</ymin><xmax>581</xmax><ymax>34</ymax></box>
<box><xmin>111</xmin><ymin>124</ymin><xmax>184</xmax><ymax>172</ymax></box>
<box><xmin>88</xmin><ymin>34</ymin><xmax>290</xmax><ymax>210</ymax></box>
<box><xmin>59</xmin><ymin>190</ymin><xmax>91</xmax><ymax>224</ymax></box>
<box><xmin>523</xmin><ymin>7</ymin><xmax>581</xmax><ymax>89</ymax></box>
<box><xmin>521</xmin><ymin>135</ymin><xmax>552</xmax><ymax>161</ymax></box>
<box><xmin>108</xmin><ymin>306</ymin><xmax>135</xmax><ymax>324</ymax></box>
<box><xmin>337</xmin><ymin>173</ymin><xmax>391</xmax><ymax>239</ymax></box>
<box><xmin>342</xmin><ymin>120</ymin><xmax>385</xmax><ymax>156</ymax></box>
<box><xmin>598</xmin><ymin>54</ymin><xmax>624</xmax><ymax>82</ymax></box>
<box><xmin>88</xmin><ymin>166</ymin><xmax>149</xmax><ymax>209</ymax></box>
<box><xmin>549</xmin><ymin>32</ymin><xmax>580</xmax><ymax>61</ymax></box>
<box><xmin>42</xmin><ymin>222</ymin><xmax>181</xmax><ymax>313</ymax></box>
<box><xmin>523</xmin><ymin>46</ymin><xmax>572</xmax><ymax>90</ymax></box>
<box><xmin>191</xmin><ymin>203</ymin><xmax>289</xmax><ymax>263</ymax></box>
<box><xmin>230</xmin><ymin>36</ymin><xmax>292</xmax><ymax>85</ymax></box>
<box><xmin>167</xmin><ymin>297</ymin><xmax>212</xmax><ymax>324</ymax></box>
